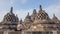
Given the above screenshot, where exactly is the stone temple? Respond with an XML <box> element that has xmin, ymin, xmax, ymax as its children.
<box><xmin>0</xmin><ymin>5</ymin><xmax>60</xmax><ymax>34</ymax></box>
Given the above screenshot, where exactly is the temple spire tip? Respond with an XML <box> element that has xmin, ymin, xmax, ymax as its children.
<box><xmin>10</xmin><ymin>7</ymin><xmax>13</xmax><ymax>13</ymax></box>
<box><xmin>40</xmin><ymin>5</ymin><xmax>42</xmax><ymax>11</ymax></box>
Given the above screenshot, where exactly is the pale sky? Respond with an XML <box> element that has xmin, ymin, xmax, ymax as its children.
<box><xmin>0</xmin><ymin>0</ymin><xmax>60</xmax><ymax>22</ymax></box>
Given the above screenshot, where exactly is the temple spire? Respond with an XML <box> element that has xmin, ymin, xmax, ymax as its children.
<box><xmin>27</xmin><ymin>12</ymin><xmax>29</xmax><ymax>16</ymax></box>
<box><xmin>10</xmin><ymin>7</ymin><xmax>13</xmax><ymax>13</ymax></box>
<box><xmin>53</xmin><ymin>14</ymin><xmax>57</xmax><ymax>18</ymax></box>
<box><xmin>25</xmin><ymin>12</ymin><xmax>31</xmax><ymax>19</ymax></box>
<box><xmin>53</xmin><ymin>14</ymin><xmax>55</xmax><ymax>17</ymax></box>
<box><xmin>33</xmin><ymin>9</ymin><xmax>37</xmax><ymax>14</ymax></box>
<box><xmin>40</xmin><ymin>5</ymin><xmax>42</xmax><ymax>11</ymax></box>
<box><xmin>53</xmin><ymin>14</ymin><xmax>58</xmax><ymax>20</ymax></box>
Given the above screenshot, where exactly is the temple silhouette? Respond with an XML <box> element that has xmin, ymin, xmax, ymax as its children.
<box><xmin>0</xmin><ymin>5</ymin><xmax>60</xmax><ymax>34</ymax></box>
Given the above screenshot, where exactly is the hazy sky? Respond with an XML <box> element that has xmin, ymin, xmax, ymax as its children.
<box><xmin>0</xmin><ymin>0</ymin><xmax>60</xmax><ymax>21</ymax></box>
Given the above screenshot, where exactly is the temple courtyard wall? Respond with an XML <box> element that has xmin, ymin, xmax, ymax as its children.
<box><xmin>0</xmin><ymin>30</ymin><xmax>60</xmax><ymax>34</ymax></box>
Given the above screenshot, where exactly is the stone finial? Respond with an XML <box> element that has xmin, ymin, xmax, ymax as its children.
<box><xmin>52</xmin><ymin>14</ymin><xmax>59</xmax><ymax>23</ymax></box>
<box><xmin>10</xmin><ymin>7</ymin><xmax>13</xmax><ymax>13</ymax></box>
<box><xmin>40</xmin><ymin>5</ymin><xmax>42</xmax><ymax>11</ymax></box>
<box><xmin>53</xmin><ymin>14</ymin><xmax>55</xmax><ymax>17</ymax></box>
<box><xmin>33</xmin><ymin>9</ymin><xmax>37</xmax><ymax>14</ymax></box>
<box><xmin>27</xmin><ymin>12</ymin><xmax>29</xmax><ymax>16</ymax></box>
<box><xmin>53</xmin><ymin>14</ymin><xmax>58</xmax><ymax>20</ymax></box>
<box><xmin>25</xmin><ymin>12</ymin><xmax>31</xmax><ymax>19</ymax></box>
<box><xmin>53</xmin><ymin>14</ymin><xmax>57</xmax><ymax>18</ymax></box>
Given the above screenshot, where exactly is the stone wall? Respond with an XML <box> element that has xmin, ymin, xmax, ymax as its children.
<box><xmin>0</xmin><ymin>30</ymin><xmax>60</xmax><ymax>34</ymax></box>
<box><xmin>0</xmin><ymin>31</ymin><xmax>3</xmax><ymax>34</ymax></box>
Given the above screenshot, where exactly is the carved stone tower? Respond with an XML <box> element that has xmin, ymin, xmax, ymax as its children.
<box><xmin>31</xmin><ymin>9</ymin><xmax>37</xmax><ymax>21</ymax></box>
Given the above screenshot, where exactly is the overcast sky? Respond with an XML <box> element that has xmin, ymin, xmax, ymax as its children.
<box><xmin>0</xmin><ymin>0</ymin><xmax>60</xmax><ymax>22</ymax></box>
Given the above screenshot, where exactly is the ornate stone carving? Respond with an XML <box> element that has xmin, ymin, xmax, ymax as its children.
<box><xmin>0</xmin><ymin>5</ymin><xmax>60</xmax><ymax>33</ymax></box>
